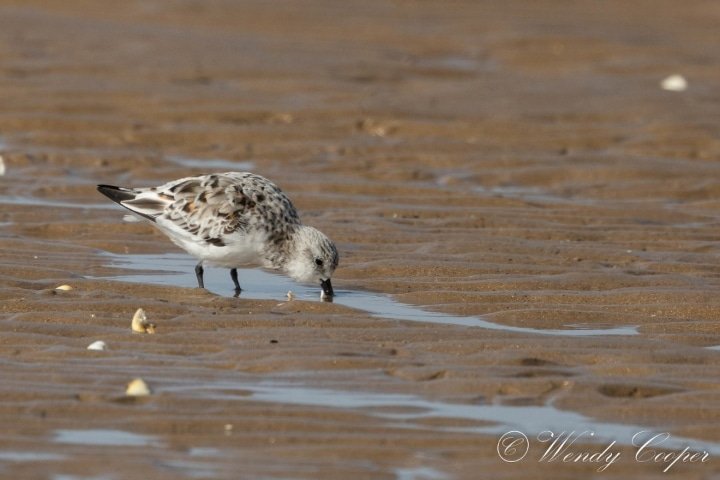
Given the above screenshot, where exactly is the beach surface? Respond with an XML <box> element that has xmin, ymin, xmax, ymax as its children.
<box><xmin>1</xmin><ymin>1</ymin><xmax>720</xmax><ymax>478</ymax></box>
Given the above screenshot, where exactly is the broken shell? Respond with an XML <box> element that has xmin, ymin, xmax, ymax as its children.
<box><xmin>126</xmin><ymin>378</ymin><xmax>152</xmax><ymax>396</ymax></box>
<box><xmin>122</xmin><ymin>214</ymin><xmax>142</xmax><ymax>223</ymax></box>
<box><xmin>286</xmin><ymin>290</ymin><xmax>295</xmax><ymax>301</ymax></box>
<box><xmin>87</xmin><ymin>340</ymin><xmax>107</xmax><ymax>351</ymax></box>
<box><xmin>131</xmin><ymin>308</ymin><xmax>156</xmax><ymax>334</ymax></box>
<box><xmin>55</xmin><ymin>284</ymin><xmax>73</xmax><ymax>291</ymax></box>
<box><xmin>660</xmin><ymin>74</ymin><xmax>687</xmax><ymax>92</ymax></box>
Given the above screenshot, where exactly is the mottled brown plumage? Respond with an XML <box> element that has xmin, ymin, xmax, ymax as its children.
<box><xmin>97</xmin><ymin>172</ymin><xmax>337</xmax><ymax>298</ymax></box>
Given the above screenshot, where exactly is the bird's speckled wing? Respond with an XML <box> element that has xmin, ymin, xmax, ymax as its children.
<box><xmin>122</xmin><ymin>172</ymin><xmax>301</xmax><ymax>247</ymax></box>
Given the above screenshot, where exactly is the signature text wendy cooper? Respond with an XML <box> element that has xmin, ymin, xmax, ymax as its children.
<box><xmin>497</xmin><ymin>430</ymin><xmax>710</xmax><ymax>472</ymax></box>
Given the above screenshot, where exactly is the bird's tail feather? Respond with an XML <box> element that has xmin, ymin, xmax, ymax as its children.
<box><xmin>97</xmin><ymin>184</ymin><xmax>136</xmax><ymax>204</ymax></box>
<box><xmin>97</xmin><ymin>184</ymin><xmax>163</xmax><ymax>222</ymax></box>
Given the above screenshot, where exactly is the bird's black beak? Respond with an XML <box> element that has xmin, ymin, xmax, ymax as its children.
<box><xmin>320</xmin><ymin>278</ymin><xmax>334</xmax><ymax>301</ymax></box>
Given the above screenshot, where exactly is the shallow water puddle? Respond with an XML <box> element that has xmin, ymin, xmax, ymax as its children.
<box><xmin>99</xmin><ymin>252</ymin><xmax>638</xmax><ymax>337</ymax></box>
<box><xmin>166</xmin><ymin>156</ymin><xmax>255</xmax><ymax>171</ymax></box>
<box><xmin>0</xmin><ymin>195</ymin><xmax>113</xmax><ymax>210</ymax></box>
<box><xmin>53</xmin><ymin>429</ymin><xmax>161</xmax><ymax>447</ymax></box>
<box><xmin>473</xmin><ymin>185</ymin><xmax>600</xmax><ymax>206</ymax></box>
<box><xmin>52</xmin><ymin>475</ymin><xmax>113</xmax><ymax>480</ymax></box>
<box><xmin>395</xmin><ymin>467</ymin><xmax>449</xmax><ymax>480</ymax></box>
<box><xmin>0</xmin><ymin>451</ymin><xmax>65</xmax><ymax>462</ymax></box>
<box><xmin>167</xmin><ymin>379</ymin><xmax>720</xmax><ymax>455</ymax></box>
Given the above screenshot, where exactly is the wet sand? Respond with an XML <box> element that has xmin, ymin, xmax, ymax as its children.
<box><xmin>1</xmin><ymin>1</ymin><xmax>720</xmax><ymax>478</ymax></box>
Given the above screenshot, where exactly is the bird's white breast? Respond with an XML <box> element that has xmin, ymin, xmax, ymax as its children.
<box><xmin>155</xmin><ymin>216</ymin><xmax>268</xmax><ymax>268</ymax></box>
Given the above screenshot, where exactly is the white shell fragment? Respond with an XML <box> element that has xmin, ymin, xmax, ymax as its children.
<box><xmin>661</xmin><ymin>74</ymin><xmax>687</xmax><ymax>92</ymax></box>
<box><xmin>286</xmin><ymin>290</ymin><xmax>295</xmax><ymax>301</ymax></box>
<box><xmin>131</xmin><ymin>308</ymin><xmax>156</xmax><ymax>334</ymax></box>
<box><xmin>55</xmin><ymin>284</ymin><xmax>73</xmax><ymax>291</ymax></box>
<box><xmin>122</xmin><ymin>214</ymin><xmax>142</xmax><ymax>223</ymax></box>
<box><xmin>0</xmin><ymin>155</ymin><xmax>5</xmax><ymax>176</ymax></box>
<box><xmin>126</xmin><ymin>378</ymin><xmax>152</xmax><ymax>396</ymax></box>
<box><xmin>87</xmin><ymin>340</ymin><xmax>108</xmax><ymax>351</ymax></box>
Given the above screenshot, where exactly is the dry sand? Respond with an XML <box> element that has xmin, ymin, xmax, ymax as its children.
<box><xmin>1</xmin><ymin>1</ymin><xmax>720</xmax><ymax>478</ymax></box>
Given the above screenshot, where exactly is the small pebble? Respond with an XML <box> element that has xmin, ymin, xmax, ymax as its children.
<box><xmin>271</xmin><ymin>112</ymin><xmax>294</xmax><ymax>124</ymax></box>
<box><xmin>356</xmin><ymin>118</ymin><xmax>394</xmax><ymax>137</ymax></box>
<box><xmin>0</xmin><ymin>155</ymin><xmax>5</xmax><ymax>176</ymax></box>
<box><xmin>87</xmin><ymin>340</ymin><xmax>107</xmax><ymax>351</ymax></box>
<box><xmin>661</xmin><ymin>74</ymin><xmax>687</xmax><ymax>92</ymax></box>
<box><xmin>55</xmin><ymin>284</ymin><xmax>73</xmax><ymax>291</ymax></box>
<box><xmin>126</xmin><ymin>378</ymin><xmax>152</xmax><ymax>396</ymax></box>
<box><xmin>131</xmin><ymin>308</ymin><xmax>156</xmax><ymax>334</ymax></box>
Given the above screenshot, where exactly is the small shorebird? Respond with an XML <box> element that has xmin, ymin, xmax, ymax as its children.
<box><xmin>98</xmin><ymin>172</ymin><xmax>338</xmax><ymax>299</ymax></box>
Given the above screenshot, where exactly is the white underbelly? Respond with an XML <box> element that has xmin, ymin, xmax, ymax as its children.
<box><xmin>155</xmin><ymin>219</ymin><xmax>267</xmax><ymax>268</ymax></box>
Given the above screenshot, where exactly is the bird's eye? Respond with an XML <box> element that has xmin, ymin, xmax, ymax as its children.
<box><xmin>315</xmin><ymin>258</ymin><xmax>324</xmax><ymax>267</ymax></box>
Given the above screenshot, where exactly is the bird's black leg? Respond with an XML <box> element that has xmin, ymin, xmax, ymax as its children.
<box><xmin>230</xmin><ymin>268</ymin><xmax>242</xmax><ymax>295</ymax></box>
<box><xmin>195</xmin><ymin>263</ymin><xmax>205</xmax><ymax>289</ymax></box>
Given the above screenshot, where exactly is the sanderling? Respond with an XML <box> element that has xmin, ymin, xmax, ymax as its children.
<box><xmin>97</xmin><ymin>172</ymin><xmax>338</xmax><ymax>299</ymax></box>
